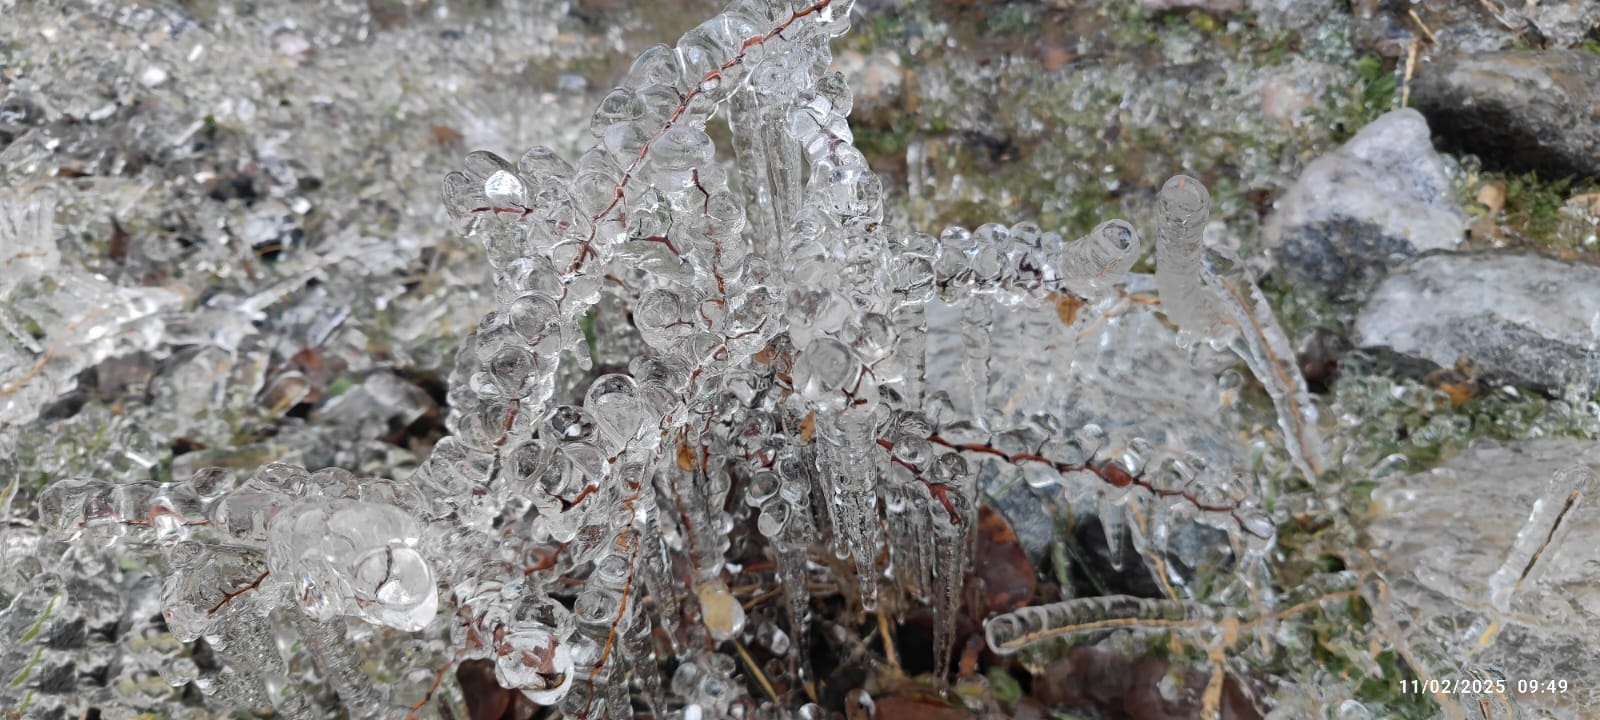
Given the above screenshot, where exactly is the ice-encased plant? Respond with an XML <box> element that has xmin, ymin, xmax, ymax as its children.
<box><xmin>14</xmin><ymin>0</ymin><xmax>1491</xmax><ymax>718</ymax></box>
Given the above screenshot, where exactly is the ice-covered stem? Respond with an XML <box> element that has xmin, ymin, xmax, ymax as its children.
<box><xmin>986</xmin><ymin>571</ymin><xmax>1360</xmax><ymax>658</ymax></box>
<box><xmin>1486</xmin><ymin>461</ymin><xmax>1597</xmax><ymax>612</ymax></box>
<box><xmin>877</xmin><ymin>431</ymin><xmax>1274</xmax><ymax>540</ymax></box>
<box><xmin>1471</xmin><ymin>459</ymin><xmax>1598</xmax><ymax>652</ymax></box>
<box><xmin>1358</xmin><ymin>569</ymin><xmax>1471</xmax><ymax>720</ymax></box>
<box><xmin>959</xmin><ymin>298</ymin><xmax>994</xmax><ymax>424</ymax></box>
<box><xmin>1153</xmin><ymin>175</ymin><xmax>1324</xmax><ymax>485</ymax></box>
<box><xmin>296</xmin><ymin>614</ymin><xmax>382</xmax><ymax>717</ymax></box>
<box><xmin>984</xmin><ymin>595</ymin><xmax>1222</xmax><ymax>655</ymax></box>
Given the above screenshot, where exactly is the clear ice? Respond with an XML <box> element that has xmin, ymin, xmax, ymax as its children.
<box><xmin>3</xmin><ymin>0</ymin><xmax>1548</xmax><ymax>719</ymax></box>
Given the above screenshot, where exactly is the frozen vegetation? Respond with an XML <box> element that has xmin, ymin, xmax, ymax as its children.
<box><xmin>2</xmin><ymin>1</ymin><xmax>1598</xmax><ymax>719</ymax></box>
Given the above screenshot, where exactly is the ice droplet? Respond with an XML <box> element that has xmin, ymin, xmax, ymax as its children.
<box><xmin>484</xmin><ymin>170</ymin><xmax>527</xmax><ymax>207</ymax></box>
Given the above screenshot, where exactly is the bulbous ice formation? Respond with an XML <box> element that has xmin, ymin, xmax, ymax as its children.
<box><xmin>266</xmin><ymin>498</ymin><xmax>437</xmax><ymax>631</ymax></box>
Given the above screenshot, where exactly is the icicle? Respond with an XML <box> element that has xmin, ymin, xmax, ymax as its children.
<box><xmin>927</xmin><ymin>451</ymin><xmax>974</xmax><ymax>688</ymax></box>
<box><xmin>816</xmin><ymin>440</ymin><xmax>883</xmax><ymax>611</ymax></box>
<box><xmin>729</xmin><ymin>50</ymin><xmax>808</xmax><ymax>259</ymax></box>
<box><xmin>771</xmin><ymin>449</ymin><xmax>818</xmax><ymax>639</ymax></box>
<box><xmin>958</xmin><ymin>299</ymin><xmax>994</xmax><ymax>426</ymax></box>
<box><xmin>1098</xmin><ymin>486</ymin><xmax>1130</xmax><ymax>572</ymax></box>
<box><xmin>194</xmin><ymin>666</ymin><xmax>275</xmax><ymax>716</ymax></box>
<box><xmin>898</xmin><ymin>313</ymin><xmax>930</xmax><ymax>408</ymax></box>
<box><xmin>759</xmin><ymin>494</ymin><xmax>812</xmax><ymax>640</ymax></box>
<box><xmin>729</xmin><ymin>87</ymin><xmax>782</xmax><ymax>253</ymax></box>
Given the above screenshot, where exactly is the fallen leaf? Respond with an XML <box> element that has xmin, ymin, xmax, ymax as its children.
<box><xmin>1035</xmin><ymin>646</ymin><xmax>1262</xmax><ymax>720</ymax></box>
<box><xmin>1053</xmin><ymin>292</ymin><xmax>1085</xmax><ymax>326</ymax></box>
<box><xmin>431</xmin><ymin>123</ymin><xmax>464</xmax><ymax>148</ymax></box>
<box><xmin>1476</xmin><ymin>181</ymin><xmax>1506</xmax><ymax>215</ymax></box>
<box><xmin>457</xmin><ymin>659</ymin><xmax>510</xmax><ymax>720</ymax></box>
<box><xmin>974</xmin><ymin>505</ymin><xmax>1037</xmax><ymax>614</ymax></box>
<box><xmin>873</xmin><ymin>694</ymin><xmax>977</xmax><ymax>720</ymax></box>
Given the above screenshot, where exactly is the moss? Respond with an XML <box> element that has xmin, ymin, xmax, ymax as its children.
<box><xmin>985</xmin><ymin>5</ymin><xmax>1041</xmax><ymax>37</ymax></box>
<box><xmin>853</xmin><ymin>125</ymin><xmax>911</xmax><ymax>159</ymax></box>
<box><xmin>1324</xmin><ymin>55</ymin><xmax>1397</xmax><ymax>142</ymax></box>
<box><xmin>325</xmin><ymin>376</ymin><xmax>355</xmax><ymax>399</ymax></box>
<box><xmin>1501</xmin><ymin>172</ymin><xmax>1597</xmax><ymax>250</ymax></box>
<box><xmin>1192</xmin><ymin>14</ymin><xmax>1223</xmax><ymax>35</ymax></box>
<box><xmin>987</xmin><ymin>667</ymin><xmax>1023</xmax><ymax>704</ymax></box>
<box><xmin>837</xmin><ymin>7</ymin><xmax>908</xmax><ymax>56</ymax></box>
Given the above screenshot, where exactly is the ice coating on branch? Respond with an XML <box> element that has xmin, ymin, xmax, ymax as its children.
<box><xmin>1154</xmin><ymin>176</ymin><xmax>1219</xmax><ymax>344</ymax></box>
<box><xmin>0</xmin><ymin>187</ymin><xmax>61</xmax><ymax>297</ymax></box>
<box><xmin>984</xmin><ymin>595</ymin><xmax>1221</xmax><ymax>655</ymax></box>
<box><xmin>1485</xmin><ymin>461</ymin><xmax>1598</xmax><ymax>615</ymax></box>
<box><xmin>267</xmin><ymin>498</ymin><xmax>436</xmax><ymax>631</ymax></box>
<box><xmin>1060</xmin><ymin>220</ymin><xmax>1143</xmax><ymax>297</ymax></box>
<box><xmin>16</xmin><ymin>0</ymin><xmax>1303</xmax><ymax>716</ymax></box>
<box><xmin>0</xmin><ymin>188</ymin><xmax>184</xmax><ymax>427</ymax></box>
<box><xmin>1155</xmin><ymin>175</ymin><xmax>1325</xmax><ymax>484</ymax></box>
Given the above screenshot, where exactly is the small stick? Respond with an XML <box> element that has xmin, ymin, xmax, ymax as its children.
<box><xmin>741</xmin><ymin>587</ymin><xmax>783</xmax><ymax>612</ymax></box>
<box><xmin>876</xmin><ymin>602</ymin><xmax>901</xmax><ymax>676</ymax></box>
<box><xmin>1124</xmin><ymin>495</ymin><xmax>1180</xmax><ymax>601</ymax></box>
<box><xmin>733</xmin><ymin>639</ymin><xmax>780</xmax><ymax>703</ymax></box>
<box><xmin>407</xmin><ymin>657</ymin><xmax>457</xmax><ymax>720</ymax></box>
<box><xmin>1401</xmin><ymin>39</ymin><xmax>1419</xmax><ymax>108</ymax></box>
<box><xmin>1407</xmin><ymin>9</ymin><xmax>1437</xmax><ymax>44</ymax></box>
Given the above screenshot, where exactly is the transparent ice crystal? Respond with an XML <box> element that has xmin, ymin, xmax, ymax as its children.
<box><xmin>6</xmin><ymin>0</ymin><xmax>1371</xmax><ymax>718</ymax></box>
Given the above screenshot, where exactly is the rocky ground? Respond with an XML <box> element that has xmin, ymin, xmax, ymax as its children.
<box><xmin>3</xmin><ymin>0</ymin><xmax>1599</xmax><ymax>718</ymax></box>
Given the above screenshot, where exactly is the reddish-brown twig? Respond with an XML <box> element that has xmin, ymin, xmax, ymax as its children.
<box><xmin>466</xmin><ymin>0</ymin><xmax>839</xmax><ymax>283</ymax></box>
<box><xmin>207</xmin><ymin>569</ymin><xmax>271</xmax><ymax>616</ymax></box>
<box><xmin>880</xmin><ymin>433</ymin><xmax>1269</xmax><ymax>538</ymax></box>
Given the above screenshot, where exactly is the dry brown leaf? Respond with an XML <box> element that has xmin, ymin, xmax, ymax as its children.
<box><xmin>873</xmin><ymin>694</ymin><xmax>976</xmax><ymax>720</ymax></box>
<box><xmin>974</xmin><ymin>505</ymin><xmax>1037</xmax><ymax>615</ymax></box>
<box><xmin>1476</xmin><ymin>180</ymin><xmax>1506</xmax><ymax>215</ymax></box>
<box><xmin>1053</xmin><ymin>292</ymin><xmax>1085</xmax><ymax>327</ymax></box>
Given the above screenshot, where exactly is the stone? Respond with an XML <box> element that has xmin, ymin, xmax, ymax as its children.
<box><xmin>1369</xmin><ymin>439</ymin><xmax>1600</xmax><ymax>720</ymax></box>
<box><xmin>1412</xmin><ymin>49</ymin><xmax>1600</xmax><ymax>181</ymax></box>
<box><xmin>1352</xmin><ymin>0</ymin><xmax>1600</xmax><ymax>59</ymax></box>
<box><xmin>1352</xmin><ymin>252</ymin><xmax>1600</xmax><ymax>392</ymax></box>
<box><xmin>1258</xmin><ymin>61</ymin><xmax>1338</xmax><ymax>129</ymax></box>
<box><xmin>1263</xmin><ymin>109</ymin><xmax>1465</xmax><ymax>294</ymax></box>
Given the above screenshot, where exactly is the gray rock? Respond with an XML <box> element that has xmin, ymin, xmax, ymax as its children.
<box><xmin>984</xmin><ymin>478</ymin><xmax>1057</xmax><ymax>568</ymax></box>
<box><xmin>1369</xmin><ymin>439</ymin><xmax>1600</xmax><ymax>720</ymax></box>
<box><xmin>1264</xmin><ymin>109</ymin><xmax>1465</xmax><ymax>294</ymax></box>
<box><xmin>1353</xmin><ymin>252</ymin><xmax>1600</xmax><ymax>391</ymax></box>
<box><xmin>1412</xmin><ymin>50</ymin><xmax>1600</xmax><ymax>180</ymax></box>
<box><xmin>1352</xmin><ymin>0</ymin><xmax>1600</xmax><ymax>59</ymax></box>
